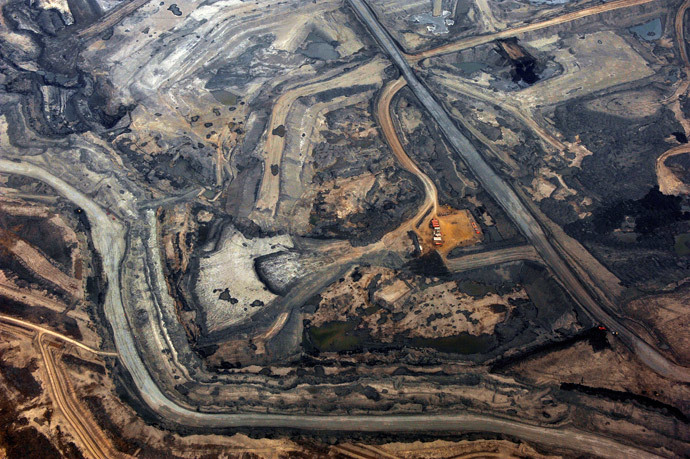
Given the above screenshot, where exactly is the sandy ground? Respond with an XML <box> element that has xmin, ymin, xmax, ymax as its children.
<box><xmin>409</xmin><ymin>0</ymin><xmax>658</xmax><ymax>61</ymax></box>
<box><xmin>656</xmin><ymin>143</ymin><xmax>690</xmax><ymax>196</ymax></box>
<box><xmin>511</xmin><ymin>337</ymin><xmax>689</xmax><ymax>414</ymax></box>
<box><xmin>0</xmin><ymin>228</ymin><xmax>82</xmax><ymax>299</ymax></box>
<box><xmin>584</xmin><ymin>88</ymin><xmax>663</xmax><ymax>119</ymax></box>
<box><xmin>311</xmin><ymin>266</ymin><xmax>526</xmax><ymax>340</ymax></box>
<box><xmin>416</xmin><ymin>207</ymin><xmax>482</xmax><ymax>255</ymax></box>
<box><xmin>337</xmin><ymin>438</ymin><xmax>560</xmax><ymax>458</ymax></box>
<box><xmin>254</xmin><ymin>58</ymin><xmax>388</xmax><ymax>220</ymax></box>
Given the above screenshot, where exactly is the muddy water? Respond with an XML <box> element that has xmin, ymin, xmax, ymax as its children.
<box><xmin>629</xmin><ymin>18</ymin><xmax>662</xmax><ymax>41</ymax></box>
<box><xmin>299</xmin><ymin>42</ymin><xmax>339</xmax><ymax>61</ymax></box>
<box><xmin>454</xmin><ymin>62</ymin><xmax>486</xmax><ymax>75</ymax></box>
<box><xmin>210</xmin><ymin>90</ymin><xmax>238</xmax><ymax>105</ymax></box>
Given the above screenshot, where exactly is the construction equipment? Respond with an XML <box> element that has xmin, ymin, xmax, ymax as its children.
<box><xmin>430</xmin><ymin>218</ymin><xmax>443</xmax><ymax>246</ymax></box>
<box><xmin>408</xmin><ymin>231</ymin><xmax>422</xmax><ymax>256</ymax></box>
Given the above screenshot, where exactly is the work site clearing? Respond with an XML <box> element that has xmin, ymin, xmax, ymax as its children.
<box><xmin>418</xmin><ymin>207</ymin><xmax>483</xmax><ymax>254</ymax></box>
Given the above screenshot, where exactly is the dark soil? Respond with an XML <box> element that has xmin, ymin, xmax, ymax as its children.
<box><xmin>393</xmin><ymin>87</ymin><xmax>478</xmax><ymax>209</ymax></box>
<box><xmin>548</xmin><ymin>96</ymin><xmax>690</xmax><ymax>288</ymax></box>
<box><xmin>304</xmin><ymin>261</ymin><xmax>584</xmax><ymax>363</ymax></box>
<box><xmin>61</xmin><ymin>353</ymin><xmax>105</xmax><ymax>375</ymax></box>
<box><xmin>0</xmin><ymin>361</ymin><xmax>62</xmax><ymax>458</ymax></box>
<box><xmin>0</xmin><ymin>298</ymin><xmax>82</xmax><ymax>340</ymax></box>
<box><xmin>553</xmin><ymin>104</ymin><xmax>681</xmax><ymax>205</ymax></box>
<box><xmin>0</xmin><ymin>354</ymin><xmax>42</xmax><ymax>399</ymax></box>
<box><xmin>405</xmin><ymin>251</ymin><xmax>450</xmax><ymax>278</ymax></box>
<box><xmin>83</xmin><ymin>396</ymin><xmax>140</xmax><ymax>455</ymax></box>
<box><xmin>560</xmin><ymin>383</ymin><xmax>688</xmax><ymax>422</ymax></box>
<box><xmin>490</xmin><ymin>327</ymin><xmax>610</xmax><ymax>373</ymax></box>
<box><xmin>308</xmin><ymin>101</ymin><xmax>424</xmax><ymax>245</ymax></box>
<box><xmin>0</xmin><ymin>215</ymin><xmax>75</xmax><ymax>272</ymax></box>
<box><xmin>564</xmin><ymin>187</ymin><xmax>690</xmax><ymax>287</ymax></box>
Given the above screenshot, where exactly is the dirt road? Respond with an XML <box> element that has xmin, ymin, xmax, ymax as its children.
<box><xmin>0</xmin><ymin>314</ymin><xmax>117</xmax><ymax>356</ymax></box>
<box><xmin>656</xmin><ymin>144</ymin><xmax>690</xmax><ymax>195</ymax></box>
<box><xmin>0</xmin><ymin>283</ymin><xmax>81</xmax><ymax>317</ymax></box>
<box><xmin>377</xmin><ymin>77</ymin><xmax>438</xmax><ymax>223</ymax></box>
<box><xmin>446</xmin><ymin>245</ymin><xmax>541</xmax><ymax>272</ymax></box>
<box><xmin>0</xmin><ymin>0</ymin><xmax>684</xmax><ymax>451</ymax></box>
<box><xmin>409</xmin><ymin>0</ymin><xmax>657</xmax><ymax>61</ymax></box>
<box><xmin>37</xmin><ymin>333</ymin><xmax>121</xmax><ymax>459</ymax></box>
<box><xmin>0</xmin><ymin>154</ymin><xmax>663</xmax><ymax>459</ymax></box>
<box><xmin>429</xmin><ymin>70</ymin><xmax>567</xmax><ymax>153</ymax></box>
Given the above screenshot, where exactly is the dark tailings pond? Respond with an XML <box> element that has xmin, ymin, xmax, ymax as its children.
<box><xmin>629</xmin><ymin>18</ymin><xmax>662</xmax><ymax>41</ymax></box>
<box><xmin>299</xmin><ymin>42</ymin><xmax>339</xmax><ymax>61</ymax></box>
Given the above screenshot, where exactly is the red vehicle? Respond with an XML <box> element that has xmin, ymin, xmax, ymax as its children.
<box><xmin>430</xmin><ymin>218</ymin><xmax>443</xmax><ymax>246</ymax></box>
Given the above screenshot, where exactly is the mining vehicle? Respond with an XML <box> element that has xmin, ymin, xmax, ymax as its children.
<box><xmin>430</xmin><ymin>218</ymin><xmax>443</xmax><ymax>246</ymax></box>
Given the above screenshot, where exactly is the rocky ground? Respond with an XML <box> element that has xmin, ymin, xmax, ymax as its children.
<box><xmin>308</xmin><ymin>99</ymin><xmax>424</xmax><ymax>245</ymax></box>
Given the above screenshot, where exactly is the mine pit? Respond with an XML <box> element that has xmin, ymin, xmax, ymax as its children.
<box><xmin>497</xmin><ymin>39</ymin><xmax>541</xmax><ymax>85</ymax></box>
<box><xmin>1</xmin><ymin>0</ymin><xmax>688</xmax><ymax>455</ymax></box>
<box><xmin>303</xmin><ymin>260</ymin><xmax>580</xmax><ymax>362</ymax></box>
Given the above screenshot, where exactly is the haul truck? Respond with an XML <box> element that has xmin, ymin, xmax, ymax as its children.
<box><xmin>430</xmin><ymin>218</ymin><xmax>443</xmax><ymax>246</ymax></box>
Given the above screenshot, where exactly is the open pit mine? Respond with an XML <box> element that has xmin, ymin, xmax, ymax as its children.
<box><xmin>0</xmin><ymin>0</ymin><xmax>689</xmax><ymax>457</ymax></box>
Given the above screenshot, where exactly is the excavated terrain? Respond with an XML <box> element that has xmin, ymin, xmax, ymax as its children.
<box><xmin>0</xmin><ymin>0</ymin><xmax>689</xmax><ymax>456</ymax></box>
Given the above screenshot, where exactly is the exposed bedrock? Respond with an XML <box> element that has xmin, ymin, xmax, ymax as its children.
<box><xmin>1</xmin><ymin>1</ymin><xmax>131</xmax><ymax>141</ymax></box>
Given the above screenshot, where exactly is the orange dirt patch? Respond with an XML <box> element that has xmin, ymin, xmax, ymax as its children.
<box><xmin>417</xmin><ymin>207</ymin><xmax>483</xmax><ymax>255</ymax></box>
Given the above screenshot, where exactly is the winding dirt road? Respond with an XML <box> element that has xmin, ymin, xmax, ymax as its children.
<box><xmin>347</xmin><ymin>0</ymin><xmax>690</xmax><ymax>384</ymax></box>
<box><xmin>377</xmin><ymin>77</ymin><xmax>438</xmax><ymax>221</ymax></box>
<box><xmin>0</xmin><ymin>157</ymin><xmax>663</xmax><ymax>459</ymax></box>
<box><xmin>0</xmin><ymin>0</ymin><xmax>684</xmax><ymax>453</ymax></box>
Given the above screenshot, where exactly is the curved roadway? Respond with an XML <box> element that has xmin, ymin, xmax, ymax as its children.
<box><xmin>377</xmin><ymin>77</ymin><xmax>438</xmax><ymax>219</ymax></box>
<box><xmin>0</xmin><ymin>314</ymin><xmax>117</xmax><ymax>356</ymax></box>
<box><xmin>0</xmin><ymin>0</ymin><xmax>682</xmax><ymax>452</ymax></box>
<box><xmin>0</xmin><ymin>157</ymin><xmax>663</xmax><ymax>458</ymax></box>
